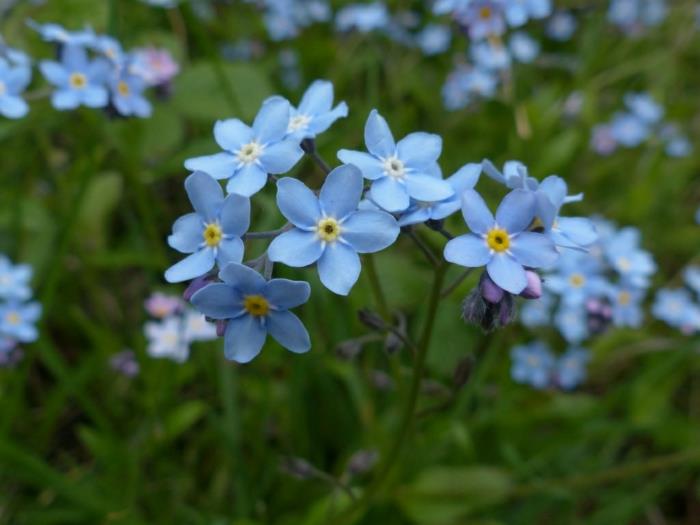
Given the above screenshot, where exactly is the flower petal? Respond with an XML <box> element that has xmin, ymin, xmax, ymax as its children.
<box><xmin>364</xmin><ymin>109</ymin><xmax>395</xmax><ymax>158</ymax></box>
<box><xmin>52</xmin><ymin>90</ymin><xmax>80</xmax><ymax>110</ymax></box>
<box><xmin>191</xmin><ymin>282</ymin><xmax>244</xmax><ymax>320</ymax></box>
<box><xmin>168</xmin><ymin>213</ymin><xmax>203</xmax><ymax>253</ymax></box>
<box><xmin>396</xmin><ymin>132</ymin><xmax>442</xmax><ymax>167</ymax></box>
<box><xmin>298</xmin><ymin>79</ymin><xmax>333</xmax><ymax>115</ymax></box>
<box><xmin>461</xmin><ymin>189</ymin><xmax>494</xmax><ymax>235</ymax></box>
<box><xmin>448</xmin><ymin>163</ymin><xmax>481</xmax><ymax>193</ymax></box>
<box><xmin>39</xmin><ymin>60</ymin><xmax>68</xmax><ymax>85</ymax></box>
<box><xmin>275</xmin><ymin>177</ymin><xmax>321</xmax><ymax>227</ymax></box>
<box><xmin>226</xmin><ymin>163</ymin><xmax>268</xmax><ymax>196</ymax></box>
<box><xmin>495</xmin><ymin>189</ymin><xmax>536</xmax><ymax>233</ymax></box>
<box><xmin>185</xmin><ymin>152</ymin><xmax>237</xmax><ymax>180</ymax></box>
<box><xmin>319</xmin><ymin>165</ymin><xmax>363</xmax><ymax>219</ymax></box>
<box><xmin>397</xmin><ymin>205</ymin><xmax>432</xmax><ymax>226</ymax></box>
<box><xmin>556</xmin><ymin>217</ymin><xmax>598</xmax><ymax>247</ymax></box>
<box><xmin>81</xmin><ymin>86</ymin><xmax>108</xmax><ymax>108</ymax></box>
<box><xmin>370</xmin><ymin>177</ymin><xmax>410</xmax><ymax>212</ymax></box>
<box><xmin>307</xmin><ymin>102</ymin><xmax>348</xmax><ymax>136</ymax></box>
<box><xmin>341</xmin><ymin>211</ymin><xmax>399</xmax><ymax>253</ymax></box>
<box><xmin>214</xmin><ymin>118</ymin><xmax>253</xmax><ymax>152</ymax></box>
<box><xmin>264</xmin><ymin>279</ymin><xmax>311</xmax><ymax>310</ymax></box>
<box><xmin>220</xmin><ymin>193</ymin><xmax>251</xmax><ymax>236</ymax></box>
<box><xmin>0</xmin><ymin>96</ymin><xmax>28</xmax><ymax>119</ymax></box>
<box><xmin>509</xmin><ymin>232</ymin><xmax>559</xmax><ymax>269</ymax></box>
<box><xmin>219</xmin><ymin>262</ymin><xmax>267</xmax><ymax>293</ymax></box>
<box><xmin>216</xmin><ymin>237</ymin><xmax>245</xmax><ymax>267</ymax></box>
<box><xmin>337</xmin><ymin>149</ymin><xmax>384</xmax><ymax>180</ymax></box>
<box><xmin>444</xmin><ymin>234</ymin><xmax>491</xmax><ymax>267</ymax></box>
<box><xmin>165</xmin><ymin>249</ymin><xmax>215</xmax><ymax>283</ymax></box>
<box><xmin>539</xmin><ymin>175</ymin><xmax>567</xmax><ymax>209</ymax></box>
<box><xmin>486</xmin><ymin>254</ymin><xmax>527</xmax><ymax>294</ymax></box>
<box><xmin>317</xmin><ymin>242</ymin><xmax>361</xmax><ymax>295</ymax></box>
<box><xmin>185</xmin><ymin>171</ymin><xmax>224</xmax><ymax>222</ymax></box>
<box><xmin>253</xmin><ymin>97</ymin><xmax>291</xmax><ymax>144</ymax></box>
<box><xmin>259</xmin><ymin>138</ymin><xmax>303</xmax><ymax>174</ymax></box>
<box><xmin>267</xmin><ymin>310</ymin><xmax>310</xmax><ymax>353</ymax></box>
<box><xmin>223</xmin><ymin>314</ymin><xmax>267</xmax><ymax>363</ymax></box>
<box><xmin>405</xmin><ymin>173</ymin><xmax>454</xmax><ymax>201</ymax></box>
<box><xmin>267</xmin><ymin>229</ymin><xmax>324</xmax><ymax>267</ymax></box>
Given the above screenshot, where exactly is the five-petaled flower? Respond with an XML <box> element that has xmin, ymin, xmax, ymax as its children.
<box><xmin>0</xmin><ymin>58</ymin><xmax>31</xmax><ymax>119</ymax></box>
<box><xmin>165</xmin><ymin>171</ymin><xmax>250</xmax><ymax>283</ymax></box>
<box><xmin>191</xmin><ymin>263</ymin><xmax>311</xmax><ymax>363</ymax></box>
<box><xmin>267</xmin><ymin>164</ymin><xmax>400</xmax><ymax>295</ymax></box>
<box><xmin>282</xmin><ymin>79</ymin><xmax>348</xmax><ymax>140</ymax></box>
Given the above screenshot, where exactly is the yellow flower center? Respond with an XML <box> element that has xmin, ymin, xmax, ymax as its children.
<box><xmin>69</xmin><ymin>72</ymin><xmax>87</xmax><ymax>89</ymax></box>
<box><xmin>203</xmin><ymin>223</ymin><xmax>223</xmax><ymax>247</ymax></box>
<box><xmin>383</xmin><ymin>156</ymin><xmax>405</xmax><ymax>179</ymax></box>
<box><xmin>316</xmin><ymin>217</ymin><xmax>341</xmax><ymax>242</ymax></box>
<box><xmin>618</xmin><ymin>291</ymin><xmax>631</xmax><ymax>306</ymax></box>
<box><xmin>569</xmin><ymin>274</ymin><xmax>585</xmax><ymax>288</ymax></box>
<box><xmin>479</xmin><ymin>6</ymin><xmax>492</xmax><ymax>19</ymax></box>
<box><xmin>236</xmin><ymin>141</ymin><xmax>263</xmax><ymax>165</ymax></box>
<box><xmin>486</xmin><ymin>227</ymin><xmax>510</xmax><ymax>252</ymax></box>
<box><xmin>5</xmin><ymin>312</ymin><xmax>20</xmax><ymax>325</ymax></box>
<box><xmin>244</xmin><ymin>295</ymin><xmax>269</xmax><ymax>317</ymax></box>
<box><xmin>616</xmin><ymin>256</ymin><xmax>632</xmax><ymax>272</ymax></box>
<box><xmin>117</xmin><ymin>80</ymin><xmax>130</xmax><ymax>96</ymax></box>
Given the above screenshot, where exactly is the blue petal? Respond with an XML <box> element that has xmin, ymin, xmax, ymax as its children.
<box><xmin>307</xmin><ymin>102</ymin><xmax>348</xmax><ymax>135</ymax></box>
<box><xmin>444</xmin><ymin>234</ymin><xmax>491</xmax><ymax>267</ymax></box>
<box><xmin>396</xmin><ymin>132</ymin><xmax>442</xmax><ymax>167</ymax></box>
<box><xmin>267</xmin><ymin>311</ymin><xmax>310</xmax><ymax>353</ymax></box>
<box><xmin>5</xmin><ymin>67</ymin><xmax>31</xmax><ymax>93</ymax></box>
<box><xmin>398</xmin><ymin>206</ymin><xmax>432</xmax><ymax>226</ymax></box>
<box><xmin>184</xmin><ymin>153</ymin><xmax>237</xmax><ymax>180</ymax></box>
<box><xmin>557</xmin><ymin>217</ymin><xmax>597</xmax><ymax>247</ymax></box>
<box><xmin>191</xmin><ymin>283</ymin><xmax>244</xmax><ymax>319</ymax></box>
<box><xmin>52</xmin><ymin>90</ymin><xmax>80</xmax><ymax>110</ymax></box>
<box><xmin>264</xmin><ymin>279</ymin><xmax>311</xmax><ymax>310</ymax></box>
<box><xmin>39</xmin><ymin>60</ymin><xmax>68</xmax><ymax>85</ymax></box>
<box><xmin>62</xmin><ymin>44</ymin><xmax>88</xmax><ymax>69</ymax></box>
<box><xmin>538</xmin><ymin>175</ymin><xmax>567</xmax><ymax>209</ymax></box>
<box><xmin>486</xmin><ymin>254</ymin><xmax>527</xmax><ymax>294</ymax></box>
<box><xmin>510</xmin><ymin>232</ymin><xmax>558</xmax><ymax>268</ymax></box>
<box><xmin>317</xmin><ymin>242</ymin><xmax>361</xmax><ymax>295</ymax></box>
<box><xmin>298</xmin><ymin>79</ymin><xmax>333</xmax><ymax>115</ymax></box>
<box><xmin>275</xmin><ymin>177</ymin><xmax>321</xmax><ymax>227</ymax></box>
<box><xmin>223</xmin><ymin>314</ymin><xmax>267</xmax><ymax>363</ymax></box>
<box><xmin>220</xmin><ymin>193</ymin><xmax>251</xmax><ymax>236</ymax></box>
<box><xmin>185</xmin><ymin>171</ymin><xmax>224</xmax><ymax>222</ymax></box>
<box><xmin>364</xmin><ymin>109</ymin><xmax>395</xmax><ymax>158</ymax></box>
<box><xmin>370</xmin><ymin>177</ymin><xmax>410</xmax><ymax>212</ymax></box>
<box><xmin>337</xmin><ymin>149</ymin><xmax>384</xmax><ymax>180</ymax></box>
<box><xmin>495</xmin><ymin>189</ymin><xmax>536</xmax><ymax>233</ymax></box>
<box><xmin>259</xmin><ymin>138</ymin><xmax>303</xmax><ymax>174</ymax></box>
<box><xmin>341</xmin><ymin>210</ymin><xmax>399</xmax><ymax>253</ymax></box>
<box><xmin>226</xmin><ymin>163</ymin><xmax>268</xmax><ymax>196</ymax></box>
<box><xmin>165</xmin><ymin>249</ymin><xmax>215</xmax><ymax>283</ymax></box>
<box><xmin>168</xmin><ymin>213</ymin><xmax>203</xmax><ymax>253</ymax></box>
<box><xmin>430</xmin><ymin>197</ymin><xmax>461</xmax><ymax>220</ymax></box>
<box><xmin>448</xmin><ymin>163</ymin><xmax>481</xmax><ymax>193</ymax></box>
<box><xmin>253</xmin><ymin>97</ymin><xmax>290</xmax><ymax>144</ymax></box>
<box><xmin>81</xmin><ymin>86</ymin><xmax>108</xmax><ymax>108</ymax></box>
<box><xmin>214</xmin><ymin>118</ymin><xmax>253</xmax><ymax>152</ymax></box>
<box><xmin>216</xmin><ymin>237</ymin><xmax>245</xmax><ymax>267</ymax></box>
<box><xmin>219</xmin><ymin>262</ymin><xmax>267</xmax><ymax>293</ymax></box>
<box><xmin>319</xmin><ymin>165</ymin><xmax>363</xmax><ymax>219</ymax></box>
<box><xmin>405</xmin><ymin>173</ymin><xmax>454</xmax><ymax>201</ymax></box>
<box><xmin>535</xmin><ymin>192</ymin><xmax>557</xmax><ymax>229</ymax></box>
<box><xmin>268</xmin><ymin>229</ymin><xmax>324</xmax><ymax>267</ymax></box>
<box><xmin>461</xmin><ymin>189</ymin><xmax>494</xmax><ymax>235</ymax></box>
<box><xmin>0</xmin><ymin>96</ymin><xmax>28</xmax><ymax>119</ymax></box>
<box><xmin>481</xmin><ymin>159</ymin><xmax>507</xmax><ymax>185</ymax></box>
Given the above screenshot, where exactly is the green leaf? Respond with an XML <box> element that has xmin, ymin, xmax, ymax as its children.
<box><xmin>76</xmin><ymin>172</ymin><xmax>123</xmax><ymax>250</ymax></box>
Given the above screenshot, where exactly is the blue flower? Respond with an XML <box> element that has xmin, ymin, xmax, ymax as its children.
<box><xmin>416</xmin><ymin>24</ymin><xmax>452</xmax><ymax>55</ymax></box>
<box><xmin>544</xmin><ymin>251</ymin><xmax>605</xmax><ymax>306</ymax></box>
<box><xmin>39</xmin><ymin>45</ymin><xmax>110</xmax><ymax>110</ymax></box>
<box><xmin>0</xmin><ymin>301</ymin><xmax>41</xmax><ymax>343</ymax></box>
<box><xmin>0</xmin><ymin>256</ymin><xmax>33</xmax><ymax>301</ymax></box>
<box><xmin>536</xmin><ymin>176</ymin><xmax>597</xmax><ymax>250</ymax></box>
<box><xmin>520</xmin><ymin>290</ymin><xmax>554</xmax><ymax>326</ymax></box>
<box><xmin>608</xmin><ymin>0</ymin><xmax>666</xmax><ymax>31</ymax></box>
<box><xmin>283</xmin><ymin>80</ymin><xmax>348</xmax><ymax>140</ymax></box>
<box><xmin>591</xmin><ymin>124</ymin><xmax>618</xmax><ymax>155</ymax></box>
<box><xmin>546</xmin><ymin>11</ymin><xmax>577</xmax><ymax>41</ymax></box>
<box><xmin>444</xmin><ymin>189</ymin><xmax>558</xmax><ymax>294</ymax></box>
<box><xmin>165</xmin><ymin>171</ymin><xmax>250</xmax><ymax>283</ymax></box>
<box><xmin>335</xmin><ymin>2</ymin><xmax>390</xmax><ymax>33</ymax></box>
<box><xmin>184</xmin><ymin>98</ymin><xmax>304</xmax><ymax>196</ymax></box>
<box><xmin>509</xmin><ymin>32</ymin><xmax>540</xmax><ymax>63</ymax></box>
<box><xmin>27</xmin><ymin>20</ymin><xmax>97</xmax><ymax>46</ymax></box>
<box><xmin>337</xmin><ymin>110</ymin><xmax>452</xmax><ymax>212</ymax></box>
<box><xmin>398</xmin><ymin>163</ymin><xmax>481</xmax><ymax>226</ymax></box>
<box><xmin>623</xmin><ymin>92</ymin><xmax>663</xmax><ymax>125</ymax></box>
<box><xmin>471</xmin><ymin>40</ymin><xmax>511</xmax><ymax>71</ymax></box>
<box><xmin>441</xmin><ymin>65</ymin><xmax>499</xmax><ymax>110</ymax></box>
<box><xmin>607</xmin><ymin>285</ymin><xmax>643</xmax><ymax>327</ymax></box>
<box><xmin>603</xmin><ymin>228</ymin><xmax>655</xmax><ymax>288</ymax></box>
<box><xmin>554</xmin><ymin>305</ymin><xmax>588</xmax><ymax>344</ymax></box>
<box><xmin>456</xmin><ymin>1</ymin><xmax>506</xmax><ymax>40</ymax></box>
<box><xmin>191</xmin><ymin>263</ymin><xmax>311</xmax><ymax>363</ymax></box>
<box><xmin>652</xmin><ymin>288</ymin><xmax>696</xmax><ymax>330</ymax></box>
<box><xmin>0</xmin><ymin>58</ymin><xmax>30</xmax><ymax>119</ymax></box>
<box><xmin>510</xmin><ymin>341</ymin><xmax>555</xmax><ymax>389</ymax></box>
<box><xmin>683</xmin><ymin>266</ymin><xmax>700</xmax><ymax>296</ymax></box>
<box><xmin>503</xmin><ymin>0</ymin><xmax>552</xmax><ymax>27</ymax></box>
<box><xmin>261</xmin><ymin>0</ymin><xmax>330</xmax><ymax>40</ymax></box>
<box><xmin>554</xmin><ymin>347</ymin><xmax>589</xmax><ymax>390</ymax></box>
<box><xmin>268</xmin><ymin>164</ymin><xmax>400</xmax><ymax>295</ymax></box>
<box><xmin>609</xmin><ymin>112</ymin><xmax>649</xmax><ymax>147</ymax></box>
<box><xmin>90</xmin><ymin>35</ymin><xmax>125</xmax><ymax>64</ymax></box>
<box><xmin>110</xmin><ymin>69</ymin><xmax>152</xmax><ymax>118</ymax></box>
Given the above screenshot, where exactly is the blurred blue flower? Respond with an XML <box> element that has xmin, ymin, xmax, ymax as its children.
<box><xmin>0</xmin><ymin>301</ymin><xmax>41</xmax><ymax>343</ymax></box>
<box><xmin>510</xmin><ymin>341</ymin><xmax>555</xmax><ymax>389</ymax></box>
<box><xmin>191</xmin><ymin>263</ymin><xmax>311</xmax><ymax>362</ymax></box>
<box><xmin>590</xmin><ymin>124</ymin><xmax>618</xmax><ymax>155</ymax></box>
<box><xmin>608</xmin><ymin>0</ymin><xmax>666</xmax><ymax>32</ymax></box>
<box><xmin>283</xmin><ymin>79</ymin><xmax>348</xmax><ymax>140</ymax></box>
<box><xmin>603</xmin><ymin>227</ymin><xmax>655</xmax><ymax>288</ymax></box>
<box><xmin>652</xmin><ymin>288</ymin><xmax>696</xmax><ymax>330</ymax></box>
<box><xmin>144</xmin><ymin>316</ymin><xmax>190</xmax><ymax>362</ymax></box>
<box><xmin>110</xmin><ymin>70</ymin><xmax>152</xmax><ymax>118</ymax></box>
<box><xmin>520</xmin><ymin>290</ymin><xmax>554</xmax><ymax>326</ymax></box>
<box><xmin>337</xmin><ymin>109</ymin><xmax>452</xmax><ymax>212</ymax></box>
<box><xmin>28</xmin><ymin>20</ymin><xmax>96</xmax><ymax>46</ymax></box>
<box><xmin>184</xmin><ymin>98</ymin><xmax>304</xmax><ymax>196</ymax></box>
<box><xmin>544</xmin><ymin>251</ymin><xmax>605</xmax><ymax>306</ymax></box>
<box><xmin>0</xmin><ymin>256</ymin><xmax>32</xmax><ymax>301</ymax></box>
<box><xmin>471</xmin><ymin>40</ymin><xmax>511</xmax><ymax>71</ymax></box>
<box><xmin>165</xmin><ymin>171</ymin><xmax>250</xmax><ymax>283</ymax></box>
<box><xmin>509</xmin><ymin>32</ymin><xmax>539</xmax><ymax>63</ymax></box>
<box><xmin>609</xmin><ymin>112</ymin><xmax>649</xmax><ymax>147</ymax></box>
<box><xmin>546</xmin><ymin>11</ymin><xmax>577</xmax><ymax>41</ymax></box>
<box><xmin>416</xmin><ymin>24</ymin><xmax>451</xmax><ymax>55</ymax></box>
<box><xmin>623</xmin><ymin>92</ymin><xmax>663</xmax><ymax>125</ymax></box>
<box><xmin>660</xmin><ymin>124</ymin><xmax>692</xmax><ymax>158</ymax></box>
<box><xmin>39</xmin><ymin>45</ymin><xmax>110</xmax><ymax>110</ymax></box>
<box><xmin>0</xmin><ymin>58</ymin><xmax>30</xmax><ymax>118</ymax></box>
<box><xmin>336</xmin><ymin>2</ymin><xmax>389</xmax><ymax>33</ymax></box>
<box><xmin>554</xmin><ymin>347</ymin><xmax>589</xmax><ymax>390</ymax></box>
<box><xmin>608</xmin><ymin>285</ymin><xmax>644</xmax><ymax>327</ymax></box>
<box><xmin>554</xmin><ymin>305</ymin><xmax>588</xmax><ymax>344</ymax></box>
<box><xmin>503</xmin><ymin>0</ymin><xmax>551</xmax><ymax>27</ymax></box>
<box><xmin>268</xmin><ymin>165</ymin><xmax>399</xmax><ymax>295</ymax></box>
<box><xmin>262</xmin><ymin>0</ymin><xmax>331</xmax><ymax>40</ymax></box>
<box><xmin>90</xmin><ymin>35</ymin><xmax>124</xmax><ymax>64</ymax></box>
<box><xmin>456</xmin><ymin>1</ymin><xmax>506</xmax><ymax>40</ymax></box>
<box><xmin>444</xmin><ymin>189</ymin><xmax>558</xmax><ymax>294</ymax></box>
<box><xmin>683</xmin><ymin>266</ymin><xmax>700</xmax><ymax>296</ymax></box>
<box><xmin>398</xmin><ymin>163</ymin><xmax>481</xmax><ymax>227</ymax></box>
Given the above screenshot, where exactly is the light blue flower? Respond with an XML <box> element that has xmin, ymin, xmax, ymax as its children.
<box><xmin>456</xmin><ymin>1</ymin><xmax>506</xmax><ymax>40</ymax></box>
<box><xmin>546</xmin><ymin>11</ymin><xmax>576</xmax><ymax>41</ymax></box>
<box><xmin>665</xmin><ymin>135</ymin><xmax>692</xmax><ymax>158</ymax></box>
<box><xmin>261</xmin><ymin>0</ymin><xmax>331</xmax><ymax>41</ymax></box>
<box><xmin>444</xmin><ymin>189</ymin><xmax>558</xmax><ymax>294</ymax></box>
<box><xmin>0</xmin><ymin>256</ymin><xmax>32</xmax><ymax>301</ymax></box>
<box><xmin>608</xmin><ymin>0</ymin><xmax>666</xmax><ymax>31</ymax></box>
<box><xmin>609</xmin><ymin>112</ymin><xmax>649</xmax><ymax>147</ymax></box>
<box><xmin>268</xmin><ymin>165</ymin><xmax>400</xmax><ymax>295</ymax></box>
<box><xmin>544</xmin><ymin>251</ymin><xmax>606</xmax><ymax>306</ymax></box>
<box><xmin>110</xmin><ymin>70</ymin><xmax>152</xmax><ymax>118</ymax></box>
<box><xmin>608</xmin><ymin>285</ymin><xmax>644</xmax><ymax>327</ymax></box>
<box><xmin>510</xmin><ymin>341</ymin><xmax>555</xmax><ymax>389</ymax></box>
<box><xmin>591</xmin><ymin>124</ymin><xmax>618</xmax><ymax>155</ymax></box>
<box><xmin>503</xmin><ymin>0</ymin><xmax>552</xmax><ymax>27</ymax></box>
<box><xmin>191</xmin><ymin>263</ymin><xmax>311</xmax><ymax>362</ymax></box>
<box><xmin>509</xmin><ymin>31</ymin><xmax>540</xmax><ymax>63</ymax></box>
<box><xmin>337</xmin><ymin>110</ymin><xmax>452</xmax><ymax>212</ymax></box>
<box><xmin>184</xmin><ymin>98</ymin><xmax>304</xmax><ymax>196</ymax></box>
<box><xmin>471</xmin><ymin>40</ymin><xmax>511</xmax><ymax>71</ymax></box>
<box><xmin>623</xmin><ymin>92</ymin><xmax>663</xmax><ymax>125</ymax></box>
<box><xmin>39</xmin><ymin>45</ymin><xmax>110</xmax><ymax>110</ymax></box>
<box><xmin>27</xmin><ymin>20</ymin><xmax>97</xmax><ymax>46</ymax></box>
<box><xmin>0</xmin><ymin>58</ymin><xmax>30</xmax><ymax>119</ymax></box>
<box><xmin>416</xmin><ymin>24</ymin><xmax>452</xmax><ymax>55</ymax></box>
<box><xmin>602</xmin><ymin>227</ymin><xmax>655</xmax><ymax>288</ymax></box>
<box><xmin>398</xmin><ymin>163</ymin><xmax>481</xmax><ymax>226</ymax></box>
<box><xmin>0</xmin><ymin>301</ymin><xmax>41</xmax><ymax>343</ymax></box>
<box><xmin>520</xmin><ymin>290</ymin><xmax>554</xmax><ymax>326</ymax></box>
<box><xmin>554</xmin><ymin>305</ymin><xmax>588</xmax><ymax>344</ymax></box>
<box><xmin>165</xmin><ymin>171</ymin><xmax>250</xmax><ymax>283</ymax></box>
<box><xmin>554</xmin><ymin>347</ymin><xmax>589</xmax><ymax>390</ymax></box>
<box><xmin>684</xmin><ymin>266</ymin><xmax>700</xmax><ymax>296</ymax></box>
<box><xmin>90</xmin><ymin>35</ymin><xmax>125</xmax><ymax>64</ymax></box>
<box><xmin>652</xmin><ymin>288</ymin><xmax>696</xmax><ymax>329</ymax></box>
<box><xmin>433</xmin><ymin>0</ymin><xmax>471</xmax><ymax>15</ymax></box>
<box><xmin>335</xmin><ymin>2</ymin><xmax>390</xmax><ymax>33</ymax></box>
<box><xmin>283</xmin><ymin>80</ymin><xmax>348</xmax><ymax>140</ymax></box>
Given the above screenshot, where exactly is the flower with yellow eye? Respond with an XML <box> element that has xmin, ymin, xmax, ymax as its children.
<box><xmin>267</xmin><ymin>164</ymin><xmax>400</xmax><ymax>295</ymax></box>
<box><xmin>110</xmin><ymin>71</ymin><xmax>152</xmax><ymax>118</ymax></box>
<box><xmin>284</xmin><ymin>79</ymin><xmax>348</xmax><ymax>140</ymax></box>
<box><xmin>165</xmin><ymin>171</ymin><xmax>250</xmax><ymax>283</ymax></box>
<box><xmin>444</xmin><ymin>189</ymin><xmax>558</xmax><ymax>294</ymax></box>
<box><xmin>0</xmin><ymin>301</ymin><xmax>41</xmax><ymax>343</ymax></box>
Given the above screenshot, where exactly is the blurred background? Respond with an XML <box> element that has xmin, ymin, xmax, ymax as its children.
<box><xmin>0</xmin><ymin>0</ymin><xmax>699</xmax><ymax>523</ymax></box>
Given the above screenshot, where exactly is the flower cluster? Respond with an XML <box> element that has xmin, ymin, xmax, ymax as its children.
<box><xmin>143</xmin><ymin>291</ymin><xmax>217</xmax><ymax>363</ymax></box>
<box><xmin>511</xmin><ymin>341</ymin><xmax>589</xmax><ymax>390</ymax></box>
<box><xmin>652</xmin><ymin>266</ymin><xmax>700</xmax><ymax>334</ymax></box>
<box><xmin>164</xmin><ymin>79</ymin><xmax>593</xmax><ymax>363</ymax></box>
<box><xmin>0</xmin><ymin>21</ymin><xmax>179</xmax><ymax>120</ymax></box>
<box><xmin>607</xmin><ymin>0</ymin><xmax>667</xmax><ymax>34</ymax></box>
<box><xmin>0</xmin><ymin>255</ymin><xmax>41</xmax><ymax>364</ymax></box>
<box><xmin>591</xmin><ymin>92</ymin><xmax>691</xmax><ymax>158</ymax></box>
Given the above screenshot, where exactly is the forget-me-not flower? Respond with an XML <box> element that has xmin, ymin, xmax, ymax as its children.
<box><xmin>544</xmin><ymin>251</ymin><xmax>605</xmax><ymax>306</ymax></box>
<box><xmin>110</xmin><ymin>69</ymin><xmax>152</xmax><ymax>118</ymax></box>
<box><xmin>144</xmin><ymin>316</ymin><xmax>190</xmax><ymax>362</ymax></box>
<box><xmin>554</xmin><ymin>347</ymin><xmax>589</xmax><ymax>390</ymax></box>
<box><xmin>165</xmin><ymin>171</ymin><xmax>250</xmax><ymax>283</ymax></box>
<box><xmin>444</xmin><ymin>189</ymin><xmax>558</xmax><ymax>294</ymax></box>
<box><xmin>546</xmin><ymin>11</ymin><xmax>576</xmax><ymax>41</ymax></box>
<box><xmin>609</xmin><ymin>112</ymin><xmax>649</xmax><ymax>147</ymax></box>
<box><xmin>0</xmin><ymin>301</ymin><xmax>41</xmax><ymax>343</ymax></box>
<box><xmin>184</xmin><ymin>98</ymin><xmax>304</xmax><ymax>196</ymax></box>
<box><xmin>624</xmin><ymin>92</ymin><xmax>663</xmax><ymax>125</ymax></box>
<box><xmin>335</xmin><ymin>2</ymin><xmax>390</xmax><ymax>33</ymax></box>
<box><xmin>608</xmin><ymin>285</ymin><xmax>644</xmax><ymax>327</ymax></box>
<box><xmin>510</xmin><ymin>341</ymin><xmax>555</xmax><ymax>389</ymax></box>
<box><xmin>416</xmin><ymin>24</ymin><xmax>452</xmax><ymax>55</ymax></box>
<box><xmin>191</xmin><ymin>263</ymin><xmax>311</xmax><ymax>363</ymax></box>
<box><xmin>554</xmin><ymin>305</ymin><xmax>588</xmax><ymax>344</ymax></box>
<box><xmin>0</xmin><ymin>256</ymin><xmax>32</xmax><ymax>301</ymax></box>
<box><xmin>503</xmin><ymin>0</ymin><xmax>552</xmax><ymax>27</ymax></box>
<box><xmin>456</xmin><ymin>1</ymin><xmax>506</xmax><ymax>40</ymax></box>
<box><xmin>337</xmin><ymin>110</ymin><xmax>453</xmax><ymax>212</ymax></box>
<box><xmin>683</xmin><ymin>266</ymin><xmax>700</xmax><ymax>296</ymax></box>
<box><xmin>28</xmin><ymin>20</ymin><xmax>96</xmax><ymax>46</ymax></box>
<box><xmin>652</xmin><ymin>288</ymin><xmax>696</xmax><ymax>329</ymax></box>
<box><xmin>268</xmin><ymin>164</ymin><xmax>400</xmax><ymax>295</ymax></box>
<box><xmin>509</xmin><ymin>32</ymin><xmax>540</xmax><ymax>63</ymax></box>
<box><xmin>0</xmin><ymin>58</ymin><xmax>30</xmax><ymax>119</ymax></box>
<box><xmin>282</xmin><ymin>79</ymin><xmax>348</xmax><ymax>140</ymax></box>
<box><xmin>39</xmin><ymin>45</ymin><xmax>110</xmax><ymax>110</ymax></box>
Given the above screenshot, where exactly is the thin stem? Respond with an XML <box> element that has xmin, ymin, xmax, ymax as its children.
<box><xmin>244</xmin><ymin>225</ymin><xmax>289</xmax><ymax>240</ymax></box>
<box><xmin>301</xmin><ymin>139</ymin><xmax>332</xmax><ymax>175</ymax></box>
<box><xmin>263</xmin><ymin>254</ymin><xmax>274</xmax><ymax>280</ymax></box>
<box><xmin>363</xmin><ymin>254</ymin><xmax>389</xmax><ymax>320</ymax></box>
<box><xmin>405</xmin><ymin>229</ymin><xmax>439</xmax><ymax>267</ymax></box>
<box><xmin>440</xmin><ymin>268</ymin><xmax>474</xmax><ymax>298</ymax></box>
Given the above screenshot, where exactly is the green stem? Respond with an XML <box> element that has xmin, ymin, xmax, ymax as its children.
<box><xmin>364</xmin><ymin>254</ymin><xmax>389</xmax><ymax>320</ymax></box>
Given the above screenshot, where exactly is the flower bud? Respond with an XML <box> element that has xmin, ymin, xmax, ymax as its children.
<box><xmin>358</xmin><ymin>309</ymin><xmax>386</xmax><ymax>331</ymax></box>
<box><xmin>335</xmin><ymin>339</ymin><xmax>364</xmax><ymax>359</ymax></box>
<box><xmin>280</xmin><ymin>457</ymin><xmax>316</xmax><ymax>480</ymax></box>
<box><xmin>480</xmin><ymin>273</ymin><xmax>504</xmax><ymax>303</ymax></box>
<box><xmin>519</xmin><ymin>270</ymin><xmax>542</xmax><ymax>299</ymax></box>
<box><xmin>183</xmin><ymin>275</ymin><xmax>215</xmax><ymax>302</ymax></box>
<box><xmin>216</xmin><ymin>320</ymin><xmax>228</xmax><ymax>338</ymax></box>
<box><xmin>346</xmin><ymin>449</ymin><xmax>379</xmax><ymax>477</ymax></box>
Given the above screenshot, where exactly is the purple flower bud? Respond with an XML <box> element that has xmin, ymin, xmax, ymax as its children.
<box><xmin>216</xmin><ymin>320</ymin><xmax>227</xmax><ymax>337</ymax></box>
<box><xmin>183</xmin><ymin>275</ymin><xmax>215</xmax><ymax>302</ymax></box>
<box><xmin>346</xmin><ymin>450</ymin><xmax>379</xmax><ymax>477</ymax></box>
<box><xmin>519</xmin><ymin>270</ymin><xmax>542</xmax><ymax>299</ymax></box>
<box><xmin>480</xmin><ymin>274</ymin><xmax>505</xmax><ymax>304</ymax></box>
